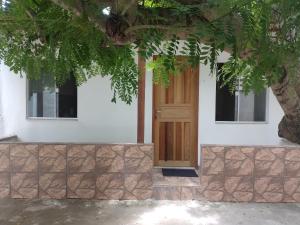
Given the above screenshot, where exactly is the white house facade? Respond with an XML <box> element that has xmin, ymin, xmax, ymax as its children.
<box><xmin>0</xmin><ymin>51</ymin><xmax>288</xmax><ymax>167</ymax></box>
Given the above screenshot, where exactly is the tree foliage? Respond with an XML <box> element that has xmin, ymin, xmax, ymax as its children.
<box><xmin>0</xmin><ymin>0</ymin><xmax>300</xmax><ymax>104</ymax></box>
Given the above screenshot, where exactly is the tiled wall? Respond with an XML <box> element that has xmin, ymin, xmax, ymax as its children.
<box><xmin>201</xmin><ymin>145</ymin><xmax>300</xmax><ymax>203</ymax></box>
<box><xmin>0</xmin><ymin>143</ymin><xmax>153</xmax><ymax>200</ymax></box>
<box><xmin>2</xmin><ymin>142</ymin><xmax>300</xmax><ymax>202</ymax></box>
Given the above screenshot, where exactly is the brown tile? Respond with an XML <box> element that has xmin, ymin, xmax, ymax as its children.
<box><xmin>203</xmin><ymin>191</ymin><xmax>224</xmax><ymax>201</ymax></box>
<box><xmin>225</xmin><ymin>147</ymin><xmax>255</xmax><ymax>160</ymax></box>
<box><xmin>255</xmin><ymin>148</ymin><xmax>285</xmax><ymax>177</ymax></box>
<box><xmin>96</xmin><ymin>157</ymin><xmax>124</xmax><ymax>174</ymax></box>
<box><xmin>199</xmin><ymin>175</ymin><xmax>224</xmax><ymax>201</ymax></box>
<box><xmin>0</xmin><ymin>188</ymin><xmax>10</xmax><ymax>199</ymax></box>
<box><xmin>181</xmin><ymin>187</ymin><xmax>202</xmax><ymax>200</ymax></box>
<box><xmin>132</xmin><ymin>189</ymin><xmax>152</xmax><ymax>200</ymax></box>
<box><xmin>285</xmin><ymin>161</ymin><xmax>300</xmax><ymax>177</ymax></box>
<box><xmin>96</xmin><ymin>145</ymin><xmax>124</xmax><ymax>158</ymax></box>
<box><xmin>39</xmin><ymin>145</ymin><xmax>66</xmax><ymax>173</ymax></box>
<box><xmin>0</xmin><ymin>173</ymin><xmax>10</xmax><ymax>198</ymax></box>
<box><xmin>224</xmin><ymin>176</ymin><xmax>253</xmax><ymax>202</ymax></box>
<box><xmin>124</xmin><ymin>173</ymin><xmax>152</xmax><ymax>192</ymax></box>
<box><xmin>95</xmin><ymin>172</ymin><xmax>125</xmax><ymax>200</ymax></box>
<box><xmin>284</xmin><ymin>177</ymin><xmax>300</xmax><ymax>202</ymax></box>
<box><xmin>153</xmin><ymin>174</ymin><xmax>200</xmax><ymax>187</ymax></box>
<box><xmin>96</xmin><ymin>173</ymin><xmax>124</xmax><ymax>192</ymax></box>
<box><xmin>11</xmin><ymin>173</ymin><xmax>38</xmax><ymax>199</ymax></box>
<box><xmin>254</xmin><ymin>177</ymin><xmax>283</xmax><ymax>202</ymax></box>
<box><xmin>255</xmin><ymin>192</ymin><xmax>284</xmax><ymax>203</ymax></box>
<box><xmin>285</xmin><ymin>149</ymin><xmax>300</xmax><ymax>177</ymax></box>
<box><xmin>200</xmin><ymin>175</ymin><xmax>224</xmax><ymax>191</ymax></box>
<box><xmin>152</xmin><ymin>187</ymin><xmax>181</xmax><ymax>200</ymax></box>
<box><xmin>225</xmin><ymin>147</ymin><xmax>254</xmax><ymax>176</ymax></box>
<box><xmin>125</xmin><ymin>145</ymin><xmax>154</xmax><ymax>160</ymax></box>
<box><xmin>123</xmin><ymin>189</ymin><xmax>152</xmax><ymax>200</ymax></box>
<box><xmin>125</xmin><ymin>146</ymin><xmax>153</xmax><ymax>173</ymax></box>
<box><xmin>285</xmin><ymin>149</ymin><xmax>300</xmax><ymax>162</ymax></box>
<box><xmin>96</xmin><ymin>189</ymin><xmax>124</xmax><ymax>200</ymax></box>
<box><xmin>67</xmin><ymin>173</ymin><xmax>95</xmax><ymax>199</ymax></box>
<box><xmin>197</xmin><ymin>174</ymin><xmax>223</xmax><ymax>201</ymax></box>
<box><xmin>39</xmin><ymin>173</ymin><xmax>66</xmax><ymax>199</ymax></box>
<box><xmin>68</xmin><ymin>145</ymin><xmax>96</xmax><ymax>173</ymax></box>
<box><xmin>139</xmin><ymin>145</ymin><xmax>154</xmax><ymax>158</ymax></box>
<box><xmin>202</xmin><ymin>146</ymin><xmax>225</xmax><ymax>159</ymax></box>
<box><xmin>255</xmin><ymin>160</ymin><xmax>284</xmax><ymax>177</ymax></box>
<box><xmin>125</xmin><ymin>146</ymin><xmax>147</xmax><ymax>158</ymax></box>
<box><xmin>255</xmin><ymin>148</ymin><xmax>285</xmax><ymax>161</ymax></box>
<box><xmin>226</xmin><ymin>159</ymin><xmax>254</xmax><ymax>177</ymax></box>
<box><xmin>202</xmin><ymin>158</ymin><xmax>224</xmax><ymax>176</ymax></box>
<box><xmin>255</xmin><ymin>177</ymin><xmax>283</xmax><ymax>193</ymax></box>
<box><xmin>0</xmin><ymin>144</ymin><xmax>9</xmax><ymax>172</ymax></box>
<box><xmin>11</xmin><ymin>144</ymin><xmax>38</xmax><ymax>172</ymax></box>
<box><xmin>125</xmin><ymin>157</ymin><xmax>152</xmax><ymax>173</ymax></box>
<box><xmin>202</xmin><ymin>147</ymin><xmax>224</xmax><ymax>176</ymax></box>
<box><xmin>96</xmin><ymin>145</ymin><xmax>124</xmax><ymax>173</ymax></box>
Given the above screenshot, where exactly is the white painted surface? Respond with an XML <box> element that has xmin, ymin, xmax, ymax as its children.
<box><xmin>143</xmin><ymin>51</ymin><xmax>286</xmax><ymax>152</ymax></box>
<box><xmin>0</xmin><ymin>71</ymin><xmax>4</xmax><ymax>137</ymax></box>
<box><xmin>0</xmin><ymin>47</ymin><xmax>286</xmax><ymax>154</ymax></box>
<box><xmin>0</xmin><ymin>63</ymin><xmax>137</xmax><ymax>142</ymax></box>
<box><xmin>197</xmin><ymin>54</ymin><xmax>284</xmax><ymax>146</ymax></box>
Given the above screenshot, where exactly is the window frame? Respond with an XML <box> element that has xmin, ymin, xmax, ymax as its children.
<box><xmin>25</xmin><ymin>79</ymin><xmax>78</xmax><ymax>120</ymax></box>
<box><xmin>214</xmin><ymin>67</ymin><xmax>270</xmax><ymax>124</ymax></box>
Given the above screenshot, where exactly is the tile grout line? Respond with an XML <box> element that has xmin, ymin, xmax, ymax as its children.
<box><xmin>8</xmin><ymin>144</ymin><xmax>11</xmax><ymax>198</ymax></box>
<box><xmin>252</xmin><ymin>147</ymin><xmax>257</xmax><ymax>203</ymax></box>
<box><xmin>37</xmin><ymin>144</ymin><xmax>40</xmax><ymax>199</ymax></box>
<box><xmin>94</xmin><ymin>144</ymin><xmax>97</xmax><ymax>199</ymax></box>
<box><xmin>282</xmin><ymin>148</ymin><xmax>287</xmax><ymax>202</ymax></box>
<box><xmin>222</xmin><ymin>147</ymin><xmax>226</xmax><ymax>201</ymax></box>
<box><xmin>66</xmin><ymin>144</ymin><xmax>69</xmax><ymax>199</ymax></box>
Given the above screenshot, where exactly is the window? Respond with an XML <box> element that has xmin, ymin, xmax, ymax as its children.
<box><xmin>215</xmin><ymin>64</ymin><xmax>267</xmax><ymax>122</ymax></box>
<box><xmin>27</xmin><ymin>74</ymin><xmax>77</xmax><ymax>118</ymax></box>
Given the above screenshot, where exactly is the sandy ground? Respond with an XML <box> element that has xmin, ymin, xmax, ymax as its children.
<box><xmin>0</xmin><ymin>199</ymin><xmax>299</xmax><ymax>225</ymax></box>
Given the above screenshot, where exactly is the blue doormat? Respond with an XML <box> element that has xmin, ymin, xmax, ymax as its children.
<box><xmin>162</xmin><ymin>168</ymin><xmax>198</xmax><ymax>177</ymax></box>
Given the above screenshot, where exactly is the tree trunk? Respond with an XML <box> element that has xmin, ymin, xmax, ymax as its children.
<box><xmin>271</xmin><ymin>67</ymin><xmax>300</xmax><ymax>144</ymax></box>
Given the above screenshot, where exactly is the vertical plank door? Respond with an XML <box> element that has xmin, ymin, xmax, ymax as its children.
<box><xmin>153</xmin><ymin>56</ymin><xmax>199</xmax><ymax>167</ymax></box>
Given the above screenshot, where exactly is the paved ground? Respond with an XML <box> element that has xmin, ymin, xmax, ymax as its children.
<box><xmin>0</xmin><ymin>199</ymin><xmax>299</xmax><ymax>225</ymax></box>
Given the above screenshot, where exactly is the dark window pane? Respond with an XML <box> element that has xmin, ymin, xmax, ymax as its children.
<box><xmin>58</xmin><ymin>75</ymin><xmax>77</xmax><ymax>118</ymax></box>
<box><xmin>215</xmin><ymin>81</ymin><xmax>236</xmax><ymax>121</ymax></box>
<box><xmin>215</xmin><ymin>64</ymin><xmax>235</xmax><ymax>121</ymax></box>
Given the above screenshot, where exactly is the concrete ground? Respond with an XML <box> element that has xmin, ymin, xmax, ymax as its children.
<box><xmin>0</xmin><ymin>199</ymin><xmax>299</xmax><ymax>225</ymax></box>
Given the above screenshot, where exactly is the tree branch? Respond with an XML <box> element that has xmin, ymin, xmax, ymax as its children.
<box><xmin>49</xmin><ymin>0</ymin><xmax>106</xmax><ymax>34</ymax></box>
<box><xmin>121</xmin><ymin>0</ymin><xmax>137</xmax><ymax>16</ymax></box>
<box><xmin>125</xmin><ymin>24</ymin><xmax>172</xmax><ymax>34</ymax></box>
<box><xmin>50</xmin><ymin>0</ymin><xmax>81</xmax><ymax>17</ymax></box>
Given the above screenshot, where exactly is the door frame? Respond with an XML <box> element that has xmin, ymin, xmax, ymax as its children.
<box><xmin>151</xmin><ymin>57</ymin><xmax>199</xmax><ymax>167</ymax></box>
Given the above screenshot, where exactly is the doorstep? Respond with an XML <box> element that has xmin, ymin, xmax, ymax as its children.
<box><xmin>152</xmin><ymin>168</ymin><xmax>203</xmax><ymax>200</ymax></box>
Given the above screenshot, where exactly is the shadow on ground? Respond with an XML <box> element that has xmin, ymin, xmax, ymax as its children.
<box><xmin>0</xmin><ymin>199</ymin><xmax>299</xmax><ymax>225</ymax></box>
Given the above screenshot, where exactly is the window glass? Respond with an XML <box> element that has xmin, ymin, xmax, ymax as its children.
<box><xmin>28</xmin><ymin>74</ymin><xmax>77</xmax><ymax>118</ymax></box>
<box><xmin>215</xmin><ymin>64</ymin><xmax>267</xmax><ymax>122</ymax></box>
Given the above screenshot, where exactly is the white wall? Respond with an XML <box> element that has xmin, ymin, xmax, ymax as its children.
<box><xmin>0</xmin><ymin>49</ymin><xmax>287</xmax><ymax>149</ymax></box>
<box><xmin>0</xmin><ymin>63</ymin><xmax>137</xmax><ymax>143</ymax></box>
<box><xmin>0</xmin><ymin>69</ymin><xmax>4</xmax><ymax>137</ymax></box>
<box><xmin>144</xmin><ymin>51</ymin><xmax>286</xmax><ymax>149</ymax></box>
<box><xmin>198</xmin><ymin>53</ymin><xmax>284</xmax><ymax>146</ymax></box>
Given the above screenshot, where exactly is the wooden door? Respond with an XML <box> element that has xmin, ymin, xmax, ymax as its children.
<box><xmin>153</xmin><ymin>56</ymin><xmax>199</xmax><ymax>167</ymax></box>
